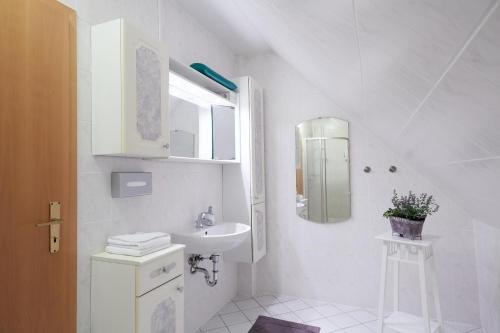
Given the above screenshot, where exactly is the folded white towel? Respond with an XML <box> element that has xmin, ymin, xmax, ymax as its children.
<box><xmin>108</xmin><ymin>236</ymin><xmax>171</xmax><ymax>250</ymax></box>
<box><xmin>107</xmin><ymin>236</ymin><xmax>170</xmax><ymax>250</ymax></box>
<box><xmin>107</xmin><ymin>232</ymin><xmax>169</xmax><ymax>245</ymax></box>
<box><xmin>105</xmin><ymin>243</ymin><xmax>171</xmax><ymax>257</ymax></box>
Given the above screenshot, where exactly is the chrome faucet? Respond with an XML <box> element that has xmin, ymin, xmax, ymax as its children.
<box><xmin>195</xmin><ymin>206</ymin><xmax>216</xmax><ymax>229</ymax></box>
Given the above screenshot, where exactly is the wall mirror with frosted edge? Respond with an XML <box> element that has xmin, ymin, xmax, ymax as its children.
<box><xmin>168</xmin><ymin>71</ymin><xmax>238</xmax><ymax>162</ymax></box>
<box><xmin>295</xmin><ymin>117</ymin><xmax>351</xmax><ymax>223</ymax></box>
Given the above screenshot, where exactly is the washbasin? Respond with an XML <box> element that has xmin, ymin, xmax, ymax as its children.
<box><xmin>171</xmin><ymin>222</ymin><xmax>250</xmax><ymax>254</ymax></box>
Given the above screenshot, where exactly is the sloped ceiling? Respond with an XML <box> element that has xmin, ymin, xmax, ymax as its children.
<box><xmin>177</xmin><ymin>0</ymin><xmax>500</xmax><ymax>224</ymax></box>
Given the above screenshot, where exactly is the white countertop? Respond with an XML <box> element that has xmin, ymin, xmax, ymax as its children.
<box><xmin>92</xmin><ymin>244</ymin><xmax>185</xmax><ymax>266</ymax></box>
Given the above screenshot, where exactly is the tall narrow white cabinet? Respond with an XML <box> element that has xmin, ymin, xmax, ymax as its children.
<box><xmin>91</xmin><ymin>245</ymin><xmax>185</xmax><ymax>333</ymax></box>
<box><xmin>92</xmin><ymin>18</ymin><xmax>170</xmax><ymax>158</ymax></box>
<box><xmin>223</xmin><ymin>77</ymin><xmax>266</xmax><ymax>264</ymax></box>
<box><xmin>250</xmin><ymin>80</ymin><xmax>266</xmax><ymax>205</ymax></box>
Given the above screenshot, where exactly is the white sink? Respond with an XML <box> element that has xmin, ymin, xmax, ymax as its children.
<box><xmin>171</xmin><ymin>222</ymin><xmax>250</xmax><ymax>254</ymax></box>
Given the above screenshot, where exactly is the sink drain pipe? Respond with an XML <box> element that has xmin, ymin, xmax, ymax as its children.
<box><xmin>188</xmin><ymin>254</ymin><xmax>220</xmax><ymax>287</ymax></box>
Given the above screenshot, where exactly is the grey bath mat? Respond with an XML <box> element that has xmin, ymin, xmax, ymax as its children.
<box><xmin>249</xmin><ymin>316</ymin><xmax>321</xmax><ymax>333</ymax></box>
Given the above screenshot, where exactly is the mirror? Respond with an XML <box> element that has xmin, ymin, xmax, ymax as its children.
<box><xmin>212</xmin><ymin>105</ymin><xmax>236</xmax><ymax>160</ymax></box>
<box><xmin>295</xmin><ymin>117</ymin><xmax>350</xmax><ymax>223</ymax></box>
<box><xmin>168</xmin><ymin>72</ymin><xmax>237</xmax><ymax>161</ymax></box>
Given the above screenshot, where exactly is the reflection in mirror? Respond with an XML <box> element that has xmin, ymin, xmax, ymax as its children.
<box><xmin>168</xmin><ymin>72</ymin><xmax>237</xmax><ymax>161</ymax></box>
<box><xmin>169</xmin><ymin>95</ymin><xmax>213</xmax><ymax>159</ymax></box>
<box><xmin>212</xmin><ymin>106</ymin><xmax>236</xmax><ymax>160</ymax></box>
<box><xmin>295</xmin><ymin>117</ymin><xmax>350</xmax><ymax>223</ymax></box>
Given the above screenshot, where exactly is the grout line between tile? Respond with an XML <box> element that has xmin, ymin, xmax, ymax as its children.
<box><xmin>446</xmin><ymin>155</ymin><xmax>500</xmax><ymax>165</ymax></box>
<box><xmin>352</xmin><ymin>0</ymin><xmax>368</xmax><ymax>123</ymax></box>
<box><xmin>396</xmin><ymin>0</ymin><xmax>500</xmax><ymax>139</ymax></box>
<box><xmin>212</xmin><ymin>295</ymin><xmax>482</xmax><ymax>333</ymax></box>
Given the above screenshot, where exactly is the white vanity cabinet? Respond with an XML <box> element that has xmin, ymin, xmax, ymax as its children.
<box><xmin>223</xmin><ymin>77</ymin><xmax>266</xmax><ymax>264</ymax></box>
<box><xmin>91</xmin><ymin>18</ymin><xmax>170</xmax><ymax>158</ymax></box>
<box><xmin>91</xmin><ymin>245</ymin><xmax>185</xmax><ymax>333</ymax></box>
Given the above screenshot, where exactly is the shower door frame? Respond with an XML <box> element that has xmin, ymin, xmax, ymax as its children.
<box><xmin>302</xmin><ymin>136</ymin><xmax>349</xmax><ymax>223</ymax></box>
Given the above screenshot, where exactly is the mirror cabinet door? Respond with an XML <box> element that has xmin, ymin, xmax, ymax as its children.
<box><xmin>212</xmin><ymin>105</ymin><xmax>236</xmax><ymax>160</ymax></box>
<box><xmin>168</xmin><ymin>95</ymin><xmax>236</xmax><ymax>161</ymax></box>
<box><xmin>295</xmin><ymin>117</ymin><xmax>350</xmax><ymax>223</ymax></box>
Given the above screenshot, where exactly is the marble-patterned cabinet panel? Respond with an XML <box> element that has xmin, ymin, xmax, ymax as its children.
<box><xmin>92</xmin><ymin>18</ymin><xmax>169</xmax><ymax>158</ymax></box>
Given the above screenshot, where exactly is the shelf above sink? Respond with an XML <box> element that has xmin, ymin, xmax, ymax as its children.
<box><xmin>169</xmin><ymin>58</ymin><xmax>237</xmax><ymax>104</ymax></box>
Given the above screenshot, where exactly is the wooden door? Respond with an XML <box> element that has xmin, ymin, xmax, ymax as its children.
<box><xmin>0</xmin><ymin>0</ymin><xmax>76</xmax><ymax>332</ymax></box>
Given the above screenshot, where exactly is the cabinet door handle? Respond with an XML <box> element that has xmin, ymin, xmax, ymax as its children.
<box><xmin>163</xmin><ymin>143</ymin><xmax>169</xmax><ymax>150</ymax></box>
<box><xmin>150</xmin><ymin>263</ymin><xmax>176</xmax><ymax>279</ymax></box>
<box><xmin>161</xmin><ymin>262</ymin><xmax>175</xmax><ymax>273</ymax></box>
<box><xmin>176</xmin><ymin>286</ymin><xmax>184</xmax><ymax>293</ymax></box>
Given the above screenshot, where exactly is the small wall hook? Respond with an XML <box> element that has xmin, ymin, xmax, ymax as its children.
<box><xmin>389</xmin><ymin>165</ymin><xmax>397</xmax><ymax>173</ymax></box>
<box><xmin>364</xmin><ymin>166</ymin><xmax>372</xmax><ymax>173</ymax></box>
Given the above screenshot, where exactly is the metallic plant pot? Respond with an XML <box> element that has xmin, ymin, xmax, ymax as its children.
<box><xmin>389</xmin><ymin>216</ymin><xmax>425</xmax><ymax>240</ymax></box>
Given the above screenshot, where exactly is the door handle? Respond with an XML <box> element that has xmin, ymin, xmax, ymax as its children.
<box><xmin>36</xmin><ymin>219</ymin><xmax>63</xmax><ymax>227</ymax></box>
<box><xmin>35</xmin><ymin>202</ymin><xmax>62</xmax><ymax>254</ymax></box>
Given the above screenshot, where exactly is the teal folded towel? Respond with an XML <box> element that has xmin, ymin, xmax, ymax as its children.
<box><xmin>190</xmin><ymin>63</ymin><xmax>238</xmax><ymax>91</ymax></box>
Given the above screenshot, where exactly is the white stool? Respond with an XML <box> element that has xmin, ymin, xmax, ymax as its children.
<box><xmin>375</xmin><ymin>232</ymin><xmax>443</xmax><ymax>333</ymax></box>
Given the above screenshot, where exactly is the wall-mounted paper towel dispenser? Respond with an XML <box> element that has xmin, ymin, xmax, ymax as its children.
<box><xmin>111</xmin><ymin>172</ymin><xmax>152</xmax><ymax>198</ymax></box>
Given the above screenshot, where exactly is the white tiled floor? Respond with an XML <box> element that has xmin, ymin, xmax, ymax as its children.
<box><xmin>198</xmin><ymin>293</ymin><xmax>483</xmax><ymax>333</ymax></box>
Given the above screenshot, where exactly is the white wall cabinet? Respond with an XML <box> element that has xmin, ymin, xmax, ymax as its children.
<box><xmin>251</xmin><ymin>202</ymin><xmax>267</xmax><ymax>261</ymax></box>
<box><xmin>250</xmin><ymin>80</ymin><xmax>266</xmax><ymax>204</ymax></box>
<box><xmin>92</xmin><ymin>18</ymin><xmax>170</xmax><ymax>158</ymax></box>
<box><xmin>91</xmin><ymin>245</ymin><xmax>185</xmax><ymax>333</ymax></box>
<box><xmin>223</xmin><ymin>77</ymin><xmax>266</xmax><ymax>264</ymax></box>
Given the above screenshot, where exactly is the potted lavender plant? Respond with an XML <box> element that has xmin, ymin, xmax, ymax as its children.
<box><xmin>383</xmin><ymin>190</ymin><xmax>439</xmax><ymax>240</ymax></box>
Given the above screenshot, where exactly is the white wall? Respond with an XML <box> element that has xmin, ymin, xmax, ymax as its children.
<box><xmin>58</xmin><ymin>0</ymin><xmax>489</xmax><ymax>328</ymax></box>
<box><xmin>67</xmin><ymin>0</ymin><xmax>239</xmax><ymax>332</ymax></box>
<box><xmin>473</xmin><ymin>220</ymin><xmax>500</xmax><ymax>333</ymax></box>
<box><xmin>392</xmin><ymin>4</ymin><xmax>500</xmax><ymax>228</ymax></box>
<box><xmin>220</xmin><ymin>0</ymin><xmax>500</xmax><ymax>232</ymax></box>
<box><xmin>237</xmin><ymin>52</ymin><xmax>481</xmax><ymax>325</ymax></box>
